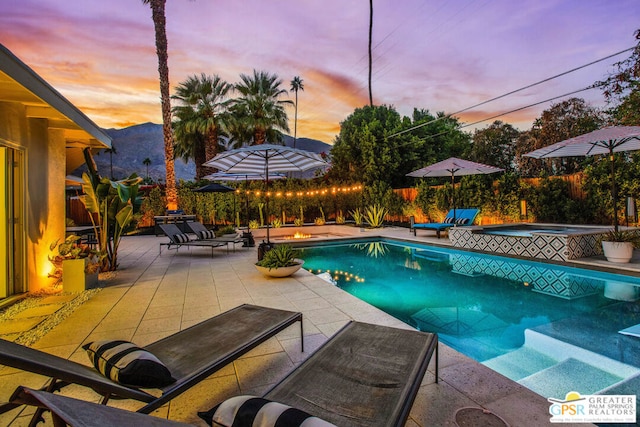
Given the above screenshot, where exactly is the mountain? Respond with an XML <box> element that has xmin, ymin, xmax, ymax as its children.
<box><xmin>71</xmin><ymin>122</ymin><xmax>332</xmax><ymax>182</ymax></box>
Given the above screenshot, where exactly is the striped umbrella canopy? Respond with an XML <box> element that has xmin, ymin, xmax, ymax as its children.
<box><xmin>204</xmin><ymin>144</ymin><xmax>328</xmax><ymax>243</ymax></box>
<box><xmin>204</xmin><ymin>144</ymin><xmax>327</xmax><ymax>175</ymax></box>
<box><xmin>525</xmin><ymin>126</ymin><xmax>640</xmax><ymax>231</ymax></box>
<box><xmin>202</xmin><ymin>172</ymin><xmax>286</xmax><ymax>182</ymax></box>
<box><xmin>407</xmin><ymin>157</ymin><xmax>503</xmax><ymax>220</ymax></box>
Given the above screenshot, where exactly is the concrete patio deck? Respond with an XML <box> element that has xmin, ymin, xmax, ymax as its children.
<box><xmin>0</xmin><ymin>226</ymin><xmax>606</xmax><ymax>426</ymax></box>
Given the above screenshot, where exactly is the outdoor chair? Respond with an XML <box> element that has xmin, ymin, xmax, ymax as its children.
<box><xmin>185</xmin><ymin>221</ymin><xmax>245</xmax><ymax>251</ymax></box>
<box><xmin>199</xmin><ymin>321</ymin><xmax>438</xmax><ymax>427</ymax></box>
<box><xmin>0</xmin><ymin>304</ymin><xmax>303</xmax><ymax>421</ymax></box>
<box><xmin>410</xmin><ymin>208</ymin><xmax>479</xmax><ymax>238</ymax></box>
<box><xmin>9</xmin><ymin>387</ymin><xmax>195</xmax><ymax>427</ymax></box>
<box><xmin>158</xmin><ymin>223</ymin><xmax>228</xmax><ymax>256</ymax></box>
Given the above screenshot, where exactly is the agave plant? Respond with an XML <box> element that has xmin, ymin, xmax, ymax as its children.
<box><xmin>271</xmin><ymin>218</ymin><xmax>282</xmax><ymax>228</ymax></box>
<box><xmin>249</xmin><ymin>219</ymin><xmax>260</xmax><ymax>229</ymax></box>
<box><xmin>350</xmin><ymin>208</ymin><xmax>364</xmax><ymax>226</ymax></box>
<box><xmin>294</xmin><ymin>217</ymin><xmax>304</xmax><ymax>226</ymax></box>
<box><xmin>255</xmin><ymin>244</ymin><xmax>300</xmax><ymax>269</ymax></box>
<box><xmin>364</xmin><ymin>204</ymin><xmax>388</xmax><ymax>228</ymax></box>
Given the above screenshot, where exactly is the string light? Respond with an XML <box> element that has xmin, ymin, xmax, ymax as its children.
<box><xmin>234</xmin><ymin>185</ymin><xmax>363</xmax><ymax>198</ymax></box>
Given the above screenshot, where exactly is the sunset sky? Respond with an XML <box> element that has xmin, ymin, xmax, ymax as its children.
<box><xmin>1</xmin><ymin>0</ymin><xmax>638</xmax><ymax>143</ymax></box>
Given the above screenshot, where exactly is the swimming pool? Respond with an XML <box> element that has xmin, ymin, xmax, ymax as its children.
<box><xmin>298</xmin><ymin>239</ymin><xmax>640</xmax><ymax>398</ymax></box>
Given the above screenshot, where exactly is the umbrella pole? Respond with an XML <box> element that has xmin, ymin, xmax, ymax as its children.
<box><xmin>451</xmin><ymin>172</ymin><xmax>456</xmax><ymax>222</ymax></box>
<box><xmin>610</xmin><ymin>148</ymin><xmax>619</xmax><ymax>232</ymax></box>
<box><xmin>265</xmin><ymin>158</ymin><xmax>270</xmax><ymax>244</ymax></box>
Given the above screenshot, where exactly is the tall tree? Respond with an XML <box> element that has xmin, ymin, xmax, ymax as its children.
<box><xmin>142</xmin><ymin>0</ymin><xmax>178</xmax><ymax>209</ymax></box>
<box><xmin>595</xmin><ymin>29</ymin><xmax>640</xmax><ymax>125</ymax></box>
<box><xmin>232</xmin><ymin>70</ymin><xmax>292</xmax><ymax>145</ymax></box>
<box><xmin>172</xmin><ymin>73</ymin><xmax>232</xmax><ymax>180</ymax></box>
<box><xmin>368</xmin><ymin>0</ymin><xmax>373</xmax><ymax>106</ymax></box>
<box><xmin>514</xmin><ymin>98</ymin><xmax>603</xmax><ymax>176</ymax></box>
<box><xmin>143</xmin><ymin>157</ymin><xmax>151</xmax><ymax>180</ymax></box>
<box><xmin>469</xmin><ymin>121</ymin><xmax>520</xmax><ymax>172</ymax></box>
<box><xmin>290</xmin><ymin>76</ymin><xmax>304</xmax><ymax>148</ymax></box>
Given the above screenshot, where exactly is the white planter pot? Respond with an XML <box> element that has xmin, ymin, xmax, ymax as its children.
<box><xmin>601</xmin><ymin>241</ymin><xmax>634</xmax><ymax>263</ymax></box>
<box><xmin>255</xmin><ymin>260</ymin><xmax>304</xmax><ymax>278</ymax></box>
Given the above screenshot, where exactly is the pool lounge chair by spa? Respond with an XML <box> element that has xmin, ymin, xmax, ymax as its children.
<box><xmin>0</xmin><ymin>304</ymin><xmax>303</xmax><ymax>419</ymax></box>
<box><xmin>158</xmin><ymin>223</ymin><xmax>228</xmax><ymax>256</ymax></box>
<box><xmin>200</xmin><ymin>321</ymin><xmax>438</xmax><ymax>427</ymax></box>
<box><xmin>410</xmin><ymin>208</ymin><xmax>479</xmax><ymax>238</ymax></box>
<box><xmin>185</xmin><ymin>220</ymin><xmax>245</xmax><ymax>250</ymax></box>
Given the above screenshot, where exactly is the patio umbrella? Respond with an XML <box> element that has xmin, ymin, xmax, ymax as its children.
<box><xmin>204</xmin><ymin>144</ymin><xmax>328</xmax><ymax>243</ymax></box>
<box><xmin>524</xmin><ymin>126</ymin><xmax>640</xmax><ymax>231</ymax></box>
<box><xmin>406</xmin><ymin>157</ymin><xmax>504</xmax><ymax>221</ymax></box>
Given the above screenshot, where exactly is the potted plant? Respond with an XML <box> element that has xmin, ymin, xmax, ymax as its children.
<box><xmin>49</xmin><ymin>235</ymin><xmax>102</xmax><ymax>292</ymax></box>
<box><xmin>216</xmin><ymin>224</ymin><xmax>237</xmax><ymax>237</ymax></box>
<box><xmin>600</xmin><ymin>229</ymin><xmax>640</xmax><ymax>263</ymax></box>
<box><xmin>255</xmin><ymin>244</ymin><xmax>304</xmax><ymax>277</ymax></box>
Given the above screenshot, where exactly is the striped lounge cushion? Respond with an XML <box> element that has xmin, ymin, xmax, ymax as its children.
<box><xmin>198</xmin><ymin>229</ymin><xmax>217</xmax><ymax>240</ymax></box>
<box><xmin>443</xmin><ymin>216</ymin><xmax>455</xmax><ymax>223</ymax></box>
<box><xmin>455</xmin><ymin>217</ymin><xmax>469</xmax><ymax>225</ymax></box>
<box><xmin>173</xmin><ymin>233</ymin><xmax>191</xmax><ymax>243</ymax></box>
<box><xmin>198</xmin><ymin>395</ymin><xmax>336</xmax><ymax>427</ymax></box>
<box><xmin>83</xmin><ymin>340</ymin><xmax>176</xmax><ymax>388</ymax></box>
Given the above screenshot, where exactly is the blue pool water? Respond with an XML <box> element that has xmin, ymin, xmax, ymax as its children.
<box><xmin>298</xmin><ymin>239</ymin><xmax>640</xmax><ymax>398</ymax></box>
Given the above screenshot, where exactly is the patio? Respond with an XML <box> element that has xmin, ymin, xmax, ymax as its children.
<box><xmin>0</xmin><ymin>227</ymin><xmax>603</xmax><ymax>426</ymax></box>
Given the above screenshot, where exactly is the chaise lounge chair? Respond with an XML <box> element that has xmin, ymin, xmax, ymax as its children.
<box><xmin>200</xmin><ymin>321</ymin><xmax>439</xmax><ymax>427</ymax></box>
<box><xmin>410</xmin><ymin>208</ymin><xmax>479</xmax><ymax>238</ymax></box>
<box><xmin>0</xmin><ymin>304</ymin><xmax>303</xmax><ymax>420</ymax></box>
<box><xmin>9</xmin><ymin>322</ymin><xmax>437</xmax><ymax>427</ymax></box>
<box><xmin>185</xmin><ymin>221</ymin><xmax>245</xmax><ymax>251</ymax></box>
<box><xmin>158</xmin><ymin>223</ymin><xmax>228</xmax><ymax>256</ymax></box>
<box><xmin>10</xmin><ymin>387</ymin><xmax>195</xmax><ymax>427</ymax></box>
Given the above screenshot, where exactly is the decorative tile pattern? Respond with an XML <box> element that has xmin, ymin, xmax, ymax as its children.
<box><xmin>450</xmin><ymin>227</ymin><xmax>606</xmax><ymax>261</ymax></box>
<box><xmin>448</xmin><ymin>253</ymin><xmax>601</xmax><ymax>299</ymax></box>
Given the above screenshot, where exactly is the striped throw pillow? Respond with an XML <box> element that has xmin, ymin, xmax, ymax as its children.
<box><xmin>198</xmin><ymin>230</ymin><xmax>217</xmax><ymax>240</ymax></box>
<box><xmin>443</xmin><ymin>216</ymin><xmax>455</xmax><ymax>224</ymax></box>
<box><xmin>198</xmin><ymin>395</ymin><xmax>337</xmax><ymax>427</ymax></box>
<box><xmin>83</xmin><ymin>340</ymin><xmax>176</xmax><ymax>388</ymax></box>
<box><xmin>173</xmin><ymin>233</ymin><xmax>190</xmax><ymax>243</ymax></box>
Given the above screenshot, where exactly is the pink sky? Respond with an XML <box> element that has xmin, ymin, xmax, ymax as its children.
<box><xmin>1</xmin><ymin>0</ymin><xmax>638</xmax><ymax>143</ymax></box>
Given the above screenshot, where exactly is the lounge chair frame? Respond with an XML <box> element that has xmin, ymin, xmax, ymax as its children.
<box><xmin>158</xmin><ymin>223</ymin><xmax>228</xmax><ymax>256</ymax></box>
<box><xmin>410</xmin><ymin>208</ymin><xmax>479</xmax><ymax>238</ymax></box>
<box><xmin>185</xmin><ymin>221</ymin><xmax>245</xmax><ymax>251</ymax></box>
<box><xmin>0</xmin><ymin>304</ymin><xmax>303</xmax><ymax>418</ymax></box>
<box><xmin>263</xmin><ymin>321</ymin><xmax>438</xmax><ymax>427</ymax></box>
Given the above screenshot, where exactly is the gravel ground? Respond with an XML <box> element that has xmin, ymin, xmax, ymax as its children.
<box><xmin>0</xmin><ymin>286</ymin><xmax>103</xmax><ymax>346</ymax></box>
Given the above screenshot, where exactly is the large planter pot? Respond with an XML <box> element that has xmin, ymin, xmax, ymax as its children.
<box><xmin>62</xmin><ymin>259</ymin><xmax>99</xmax><ymax>293</ymax></box>
<box><xmin>601</xmin><ymin>241</ymin><xmax>634</xmax><ymax>263</ymax></box>
<box><xmin>255</xmin><ymin>260</ymin><xmax>304</xmax><ymax>278</ymax></box>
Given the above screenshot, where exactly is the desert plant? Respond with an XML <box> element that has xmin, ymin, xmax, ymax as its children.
<box><xmin>364</xmin><ymin>204</ymin><xmax>388</xmax><ymax>228</ymax></box>
<box><xmin>336</xmin><ymin>210</ymin><xmax>345</xmax><ymax>225</ymax></box>
<box><xmin>294</xmin><ymin>217</ymin><xmax>304</xmax><ymax>226</ymax></box>
<box><xmin>314</xmin><ymin>217</ymin><xmax>326</xmax><ymax>225</ymax></box>
<box><xmin>79</xmin><ymin>148</ymin><xmax>142</xmax><ymax>271</ymax></box>
<box><xmin>255</xmin><ymin>244</ymin><xmax>300</xmax><ymax>269</ymax></box>
<box><xmin>271</xmin><ymin>218</ymin><xmax>282</xmax><ymax>228</ymax></box>
<box><xmin>216</xmin><ymin>224</ymin><xmax>237</xmax><ymax>236</ymax></box>
<box><xmin>599</xmin><ymin>229</ymin><xmax>640</xmax><ymax>245</ymax></box>
<box><xmin>299</xmin><ymin>206</ymin><xmax>304</xmax><ymax>224</ymax></box>
<box><xmin>350</xmin><ymin>208</ymin><xmax>364</xmax><ymax>226</ymax></box>
<box><xmin>48</xmin><ymin>235</ymin><xmax>102</xmax><ymax>287</ymax></box>
<box><xmin>258</xmin><ymin>203</ymin><xmax>265</xmax><ymax>226</ymax></box>
<box><xmin>249</xmin><ymin>219</ymin><xmax>260</xmax><ymax>229</ymax></box>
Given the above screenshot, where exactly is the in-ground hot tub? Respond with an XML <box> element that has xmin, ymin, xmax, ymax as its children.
<box><xmin>449</xmin><ymin>223</ymin><xmax>610</xmax><ymax>261</ymax></box>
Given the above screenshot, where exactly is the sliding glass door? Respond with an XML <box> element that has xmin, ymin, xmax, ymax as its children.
<box><xmin>0</xmin><ymin>144</ymin><xmax>25</xmax><ymax>300</ymax></box>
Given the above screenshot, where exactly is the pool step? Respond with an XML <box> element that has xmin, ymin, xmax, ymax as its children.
<box><xmin>519</xmin><ymin>358</ymin><xmax>623</xmax><ymax>398</ymax></box>
<box><xmin>483</xmin><ymin>346</ymin><xmax>557</xmax><ymax>380</ymax></box>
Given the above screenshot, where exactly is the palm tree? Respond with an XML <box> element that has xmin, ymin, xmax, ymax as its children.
<box><xmin>290</xmin><ymin>76</ymin><xmax>304</xmax><ymax>148</ymax></box>
<box><xmin>368</xmin><ymin>0</ymin><xmax>374</xmax><ymax>106</ymax></box>
<box><xmin>143</xmin><ymin>157</ymin><xmax>151</xmax><ymax>180</ymax></box>
<box><xmin>232</xmin><ymin>70</ymin><xmax>293</xmax><ymax>145</ymax></box>
<box><xmin>142</xmin><ymin>0</ymin><xmax>178</xmax><ymax>209</ymax></box>
<box><xmin>172</xmin><ymin>74</ymin><xmax>232</xmax><ymax>180</ymax></box>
